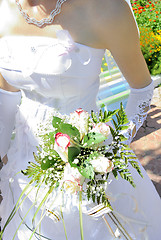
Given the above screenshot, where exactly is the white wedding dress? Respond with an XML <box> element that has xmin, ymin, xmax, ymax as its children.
<box><xmin>0</xmin><ymin>30</ymin><xmax>161</xmax><ymax>240</ymax></box>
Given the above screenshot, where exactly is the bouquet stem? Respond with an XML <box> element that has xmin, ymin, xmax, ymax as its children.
<box><xmin>79</xmin><ymin>191</ymin><xmax>84</xmax><ymax>240</ymax></box>
<box><xmin>60</xmin><ymin>205</ymin><xmax>68</xmax><ymax>240</ymax></box>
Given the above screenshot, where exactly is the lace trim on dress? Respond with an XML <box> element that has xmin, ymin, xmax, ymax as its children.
<box><xmin>121</xmin><ymin>81</ymin><xmax>154</xmax><ymax>144</ymax></box>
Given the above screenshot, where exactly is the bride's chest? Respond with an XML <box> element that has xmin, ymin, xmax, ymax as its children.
<box><xmin>0</xmin><ymin>34</ymin><xmax>104</xmax><ymax>97</ymax></box>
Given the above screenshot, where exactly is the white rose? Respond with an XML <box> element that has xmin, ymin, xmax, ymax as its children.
<box><xmin>63</xmin><ymin>180</ymin><xmax>82</xmax><ymax>194</ymax></box>
<box><xmin>64</xmin><ymin>164</ymin><xmax>85</xmax><ymax>185</ymax></box>
<box><xmin>92</xmin><ymin>122</ymin><xmax>110</xmax><ymax>138</ymax></box>
<box><xmin>63</xmin><ymin>164</ymin><xmax>84</xmax><ymax>194</ymax></box>
<box><xmin>90</xmin><ymin>156</ymin><xmax>113</xmax><ymax>174</ymax></box>
<box><xmin>69</xmin><ymin>108</ymin><xmax>90</xmax><ymax>139</ymax></box>
<box><xmin>54</xmin><ymin>132</ymin><xmax>70</xmax><ymax>162</ymax></box>
<box><xmin>71</xmin><ymin>167</ymin><xmax>85</xmax><ymax>185</ymax></box>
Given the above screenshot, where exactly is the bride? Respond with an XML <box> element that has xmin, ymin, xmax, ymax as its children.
<box><xmin>0</xmin><ymin>0</ymin><xmax>161</xmax><ymax>239</ymax></box>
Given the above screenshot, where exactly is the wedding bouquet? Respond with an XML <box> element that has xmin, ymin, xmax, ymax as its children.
<box><xmin>0</xmin><ymin>104</ymin><xmax>143</xmax><ymax>240</ymax></box>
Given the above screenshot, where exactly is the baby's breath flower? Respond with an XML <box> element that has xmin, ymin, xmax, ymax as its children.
<box><xmin>73</xmin><ymin>159</ymin><xmax>79</xmax><ymax>164</ymax></box>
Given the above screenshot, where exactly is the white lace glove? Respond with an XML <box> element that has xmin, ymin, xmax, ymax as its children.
<box><xmin>0</xmin><ymin>88</ymin><xmax>21</xmax><ymax>159</ymax></box>
<box><xmin>122</xmin><ymin>81</ymin><xmax>154</xmax><ymax>145</ymax></box>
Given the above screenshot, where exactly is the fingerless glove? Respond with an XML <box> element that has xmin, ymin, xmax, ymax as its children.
<box><xmin>122</xmin><ymin>81</ymin><xmax>154</xmax><ymax>144</ymax></box>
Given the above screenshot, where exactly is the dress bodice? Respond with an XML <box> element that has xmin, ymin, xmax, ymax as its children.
<box><xmin>0</xmin><ymin>30</ymin><xmax>105</xmax><ymax>114</ymax></box>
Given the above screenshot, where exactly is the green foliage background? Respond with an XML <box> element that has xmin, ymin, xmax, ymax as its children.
<box><xmin>131</xmin><ymin>0</ymin><xmax>161</xmax><ymax>75</ymax></box>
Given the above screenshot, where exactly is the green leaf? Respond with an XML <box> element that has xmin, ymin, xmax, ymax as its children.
<box><xmin>121</xmin><ymin>143</ymin><xmax>131</xmax><ymax>150</ymax></box>
<box><xmin>87</xmin><ymin>151</ymin><xmax>100</xmax><ymax>160</ymax></box>
<box><xmin>41</xmin><ymin>155</ymin><xmax>57</xmax><ymax>170</ymax></box>
<box><xmin>68</xmin><ymin>146</ymin><xmax>81</xmax><ymax>167</ymax></box>
<box><xmin>91</xmin><ymin>110</ymin><xmax>98</xmax><ymax>123</ymax></box>
<box><xmin>87</xmin><ymin>187</ymin><xmax>91</xmax><ymax>200</ymax></box>
<box><xmin>52</xmin><ymin>116</ymin><xmax>62</xmax><ymax>130</ymax></box>
<box><xmin>108</xmin><ymin>109</ymin><xmax>119</xmax><ymax>116</ymax></box>
<box><xmin>104</xmin><ymin>109</ymin><xmax>119</xmax><ymax>123</ymax></box>
<box><xmin>97</xmin><ymin>195</ymin><xmax>101</xmax><ymax>205</ymax></box>
<box><xmin>33</xmin><ymin>152</ymin><xmax>41</xmax><ymax>164</ymax></box>
<box><xmin>78</xmin><ymin>160</ymin><xmax>94</xmax><ymax>179</ymax></box>
<box><xmin>112</xmin><ymin>119</ymin><xmax>118</xmax><ymax>130</ymax></box>
<box><xmin>119</xmin><ymin>170</ymin><xmax>136</xmax><ymax>188</ymax></box>
<box><xmin>92</xmin><ymin>193</ymin><xmax>96</xmax><ymax>203</ymax></box>
<box><xmin>116</xmin><ymin>113</ymin><xmax>121</xmax><ymax>124</ymax></box>
<box><xmin>109</xmin><ymin>126</ymin><xmax>116</xmax><ymax>139</ymax></box>
<box><xmin>105</xmin><ymin>152</ymin><xmax>113</xmax><ymax>158</ymax></box>
<box><xmin>101</xmin><ymin>103</ymin><xmax>105</xmax><ymax>109</ymax></box>
<box><xmin>112</xmin><ymin>169</ymin><xmax>118</xmax><ymax>179</ymax></box>
<box><xmin>59</xmin><ymin>123</ymin><xmax>80</xmax><ymax>141</ymax></box>
<box><xmin>124</xmin><ymin>157</ymin><xmax>128</xmax><ymax>165</ymax></box>
<box><xmin>129</xmin><ymin>161</ymin><xmax>144</xmax><ymax>178</ymax></box>
<box><xmin>99</xmin><ymin>109</ymin><xmax>104</xmax><ymax>122</ymax></box>
<box><xmin>119</xmin><ymin>135</ymin><xmax>128</xmax><ymax>142</ymax></box>
<box><xmin>118</xmin><ymin>125</ymin><xmax>129</xmax><ymax>131</ymax></box>
<box><xmin>126</xmin><ymin>156</ymin><xmax>138</xmax><ymax>160</ymax></box>
<box><xmin>52</xmin><ymin>118</ymin><xmax>81</xmax><ymax>146</ymax></box>
<box><xmin>103</xmin><ymin>198</ymin><xmax>113</xmax><ymax>210</ymax></box>
<box><xmin>82</xmin><ymin>132</ymin><xmax>106</xmax><ymax>147</ymax></box>
<box><xmin>104</xmin><ymin>110</ymin><xmax>108</xmax><ymax>120</ymax></box>
<box><xmin>55</xmin><ymin>181</ymin><xmax>60</xmax><ymax>188</ymax></box>
<box><xmin>49</xmin><ymin>132</ymin><xmax>55</xmax><ymax>144</ymax></box>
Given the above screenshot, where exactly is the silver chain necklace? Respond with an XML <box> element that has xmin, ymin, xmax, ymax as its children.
<box><xmin>15</xmin><ymin>0</ymin><xmax>67</xmax><ymax>27</ymax></box>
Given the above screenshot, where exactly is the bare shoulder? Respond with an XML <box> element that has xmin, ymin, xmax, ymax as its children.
<box><xmin>103</xmin><ymin>0</ymin><xmax>137</xmax><ymax>30</ymax></box>
<box><xmin>92</xmin><ymin>0</ymin><xmax>139</xmax><ymax>48</ymax></box>
<box><xmin>92</xmin><ymin>0</ymin><xmax>132</xmax><ymax>22</ymax></box>
<box><xmin>92</xmin><ymin>0</ymin><xmax>151</xmax><ymax>88</ymax></box>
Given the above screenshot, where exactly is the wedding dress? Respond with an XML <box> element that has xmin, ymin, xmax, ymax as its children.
<box><xmin>0</xmin><ymin>30</ymin><xmax>161</xmax><ymax>240</ymax></box>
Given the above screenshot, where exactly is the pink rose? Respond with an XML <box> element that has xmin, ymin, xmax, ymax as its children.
<box><xmin>55</xmin><ymin>132</ymin><xmax>70</xmax><ymax>151</ymax></box>
<box><xmin>54</xmin><ymin>133</ymin><xmax>70</xmax><ymax>162</ymax></box>
<box><xmin>75</xmin><ymin>108</ymin><xmax>86</xmax><ymax>115</ymax></box>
